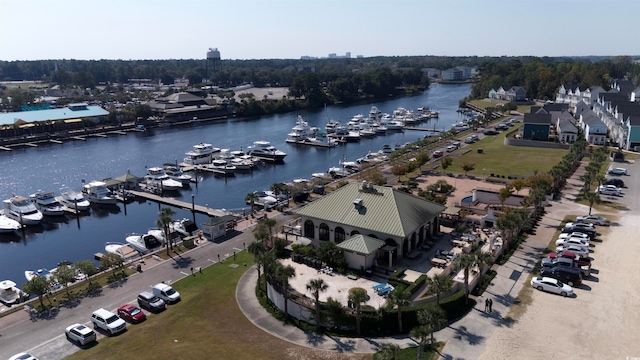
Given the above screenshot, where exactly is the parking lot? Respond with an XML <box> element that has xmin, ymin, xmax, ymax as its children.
<box><xmin>480</xmin><ymin>159</ymin><xmax>640</xmax><ymax>359</ymax></box>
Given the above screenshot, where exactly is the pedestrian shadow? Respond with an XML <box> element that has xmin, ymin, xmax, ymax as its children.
<box><xmin>484</xmin><ymin>292</ymin><xmax>515</xmax><ymax>307</ymax></box>
<box><xmin>326</xmin><ymin>334</ymin><xmax>356</xmax><ymax>353</ymax></box>
<box><xmin>448</xmin><ymin>325</ymin><xmax>484</xmax><ymax>346</ymax></box>
<box><xmin>304</xmin><ymin>330</ymin><xmax>326</xmax><ymax>347</ymax></box>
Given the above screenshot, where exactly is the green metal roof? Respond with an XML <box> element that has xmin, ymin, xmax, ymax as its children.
<box><xmin>336</xmin><ymin>235</ymin><xmax>385</xmax><ymax>255</ymax></box>
<box><xmin>294</xmin><ymin>182</ymin><xmax>446</xmax><ymax>238</ymax></box>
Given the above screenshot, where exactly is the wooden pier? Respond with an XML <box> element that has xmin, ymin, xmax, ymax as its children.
<box><xmin>128</xmin><ymin>190</ymin><xmax>228</xmax><ymax>217</ymax></box>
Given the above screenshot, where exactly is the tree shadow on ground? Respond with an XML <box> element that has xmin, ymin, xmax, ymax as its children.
<box><xmin>326</xmin><ymin>334</ymin><xmax>356</xmax><ymax>353</ymax></box>
<box><xmin>170</xmin><ymin>255</ymin><xmax>195</xmax><ymax>269</ymax></box>
<box><xmin>448</xmin><ymin>325</ymin><xmax>485</xmax><ymax>346</ymax></box>
<box><xmin>305</xmin><ymin>330</ymin><xmax>326</xmax><ymax>347</ymax></box>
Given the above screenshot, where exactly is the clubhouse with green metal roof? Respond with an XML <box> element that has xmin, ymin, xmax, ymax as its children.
<box><xmin>293</xmin><ymin>181</ymin><xmax>446</xmax><ymax>268</ymax></box>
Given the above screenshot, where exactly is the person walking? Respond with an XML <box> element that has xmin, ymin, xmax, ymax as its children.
<box><xmin>484</xmin><ymin>298</ymin><xmax>489</xmax><ymax>312</ymax></box>
<box><xmin>488</xmin><ymin>298</ymin><xmax>493</xmax><ymax>312</ymax></box>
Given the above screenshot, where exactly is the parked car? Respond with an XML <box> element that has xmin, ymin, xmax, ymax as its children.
<box><xmin>483</xmin><ymin>129</ymin><xmax>499</xmax><ymax>135</ymax></box>
<box><xmin>605</xmin><ymin>178</ymin><xmax>625</xmax><ymax>188</ymax></box>
<box><xmin>65</xmin><ymin>323</ymin><xmax>97</xmax><ymax>346</ymax></box>
<box><xmin>446</xmin><ymin>145</ymin><xmax>457</xmax><ymax>152</ymax></box>
<box><xmin>469</xmin><ymin>134</ymin><xmax>479</xmax><ymax>141</ymax></box>
<box><xmin>555</xmin><ymin>238</ymin><xmax>590</xmax><ymax>249</ymax></box>
<box><xmin>562</xmin><ymin>223</ymin><xmax>596</xmax><ymax>237</ymax></box>
<box><xmin>558</xmin><ymin>232</ymin><xmax>590</xmax><ymax>240</ymax></box>
<box><xmin>464</xmin><ymin>136</ymin><xmax>475</xmax><ymax>144</ymax></box>
<box><xmin>8</xmin><ymin>353</ymin><xmax>39</xmax><ymax>360</ymax></box>
<box><xmin>576</xmin><ymin>215</ymin><xmax>610</xmax><ymax>226</ymax></box>
<box><xmin>432</xmin><ymin>150</ymin><xmax>444</xmax><ymax>158</ymax></box>
<box><xmin>549</xmin><ymin>251</ymin><xmax>592</xmax><ymax>269</ymax></box>
<box><xmin>542</xmin><ymin>256</ymin><xmax>591</xmax><ymax>277</ymax></box>
<box><xmin>91</xmin><ymin>308</ymin><xmax>127</xmax><ymax>335</ymax></box>
<box><xmin>596</xmin><ymin>185</ymin><xmax>621</xmax><ymax>196</ymax></box>
<box><xmin>540</xmin><ymin>266</ymin><xmax>583</xmax><ymax>287</ymax></box>
<box><xmin>608</xmin><ymin>167</ymin><xmax>627</xmax><ymax>175</ymax></box>
<box><xmin>117</xmin><ymin>304</ymin><xmax>147</xmax><ymax>323</ymax></box>
<box><xmin>556</xmin><ymin>244</ymin><xmax>590</xmax><ymax>258</ymax></box>
<box><xmin>531</xmin><ymin>276</ymin><xmax>573</xmax><ymax>297</ymax></box>
<box><xmin>152</xmin><ymin>283</ymin><xmax>181</xmax><ymax>304</ymax></box>
<box><xmin>137</xmin><ymin>291</ymin><xmax>166</xmax><ymax>312</ymax></box>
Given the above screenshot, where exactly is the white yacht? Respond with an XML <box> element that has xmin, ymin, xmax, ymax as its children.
<box><xmin>0</xmin><ymin>213</ymin><xmax>21</xmax><ymax>233</ymax></box>
<box><xmin>302</xmin><ymin>136</ymin><xmax>339</xmax><ymax>147</ymax></box>
<box><xmin>29</xmin><ymin>190</ymin><xmax>65</xmax><ymax>216</ymax></box>
<box><xmin>183</xmin><ymin>143</ymin><xmax>220</xmax><ymax>165</ymax></box>
<box><xmin>0</xmin><ymin>280</ymin><xmax>26</xmax><ymax>304</ymax></box>
<box><xmin>3</xmin><ymin>196</ymin><xmax>43</xmax><ymax>225</ymax></box>
<box><xmin>163</xmin><ymin>164</ymin><xmax>193</xmax><ymax>185</ymax></box>
<box><xmin>125</xmin><ymin>229</ymin><xmax>164</xmax><ymax>254</ymax></box>
<box><xmin>248</xmin><ymin>141</ymin><xmax>287</xmax><ymax>162</ymax></box>
<box><xmin>145</xmin><ymin>167</ymin><xmax>183</xmax><ymax>191</ymax></box>
<box><xmin>286</xmin><ymin>115</ymin><xmax>318</xmax><ymax>143</ymax></box>
<box><xmin>82</xmin><ymin>181</ymin><xmax>118</xmax><ymax>205</ymax></box>
<box><xmin>169</xmin><ymin>218</ymin><xmax>199</xmax><ymax>237</ymax></box>
<box><xmin>105</xmin><ymin>242</ymin><xmax>139</xmax><ymax>260</ymax></box>
<box><xmin>59</xmin><ymin>187</ymin><xmax>91</xmax><ymax>211</ymax></box>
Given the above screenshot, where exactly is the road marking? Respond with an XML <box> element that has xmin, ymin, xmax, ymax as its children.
<box><xmin>180</xmin><ymin>271</ymin><xmax>190</xmax><ymax>276</ymax></box>
<box><xmin>207</xmin><ymin>259</ymin><xmax>217</xmax><ymax>263</ymax></box>
<box><xmin>233</xmin><ymin>247</ymin><xmax>242</xmax><ymax>251</ymax></box>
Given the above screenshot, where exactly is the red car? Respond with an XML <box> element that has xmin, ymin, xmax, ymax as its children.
<box><xmin>432</xmin><ymin>150</ymin><xmax>444</xmax><ymax>158</ymax></box>
<box><xmin>117</xmin><ymin>304</ymin><xmax>146</xmax><ymax>323</ymax></box>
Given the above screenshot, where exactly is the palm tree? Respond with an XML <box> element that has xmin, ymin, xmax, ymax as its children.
<box><xmin>417</xmin><ymin>306</ymin><xmax>447</xmax><ymax>349</ymax></box>
<box><xmin>53</xmin><ymin>264</ymin><xmax>77</xmax><ymax>299</ymax></box>
<box><xmin>325</xmin><ymin>297</ymin><xmax>345</xmax><ymax>330</ymax></box>
<box><xmin>245</xmin><ymin>192</ymin><xmax>257</xmax><ymax>215</ymax></box>
<box><xmin>261</xmin><ymin>251</ymin><xmax>277</xmax><ymax>296</ymax></box>
<box><xmin>453</xmin><ymin>253</ymin><xmax>477</xmax><ymax>304</ymax></box>
<box><xmin>156</xmin><ymin>207</ymin><xmax>176</xmax><ymax>254</ymax></box>
<box><xmin>410</xmin><ymin>325</ymin><xmax>430</xmax><ymax>360</ymax></box>
<box><xmin>584</xmin><ymin>191</ymin><xmax>599</xmax><ymax>215</ymax></box>
<box><xmin>475</xmin><ymin>250</ymin><xmax>494</xmax><ymax>275</ymax></box>
<box><xmin>276</xmin><ymin>264</ymin><xmax>296</xmax><ymax>322</ymax></box>
<box><xmin>348</xmin><ymin>287</ymin><xmax>368</xmax><ymax>335</ymax></box>
<box><xmin>579</xmin><ymin>173</ymin><xmax>595</xmax><ymax>195</ymax></box>
<box><xmin>248</xmin><ymin>241</ymin><xmax>267</xmax><ymax>290</ymax></box>
<box><xmin>425</xmin><ymin>274</ymin><xmax>453</xmax><ymax>307</ymax></box>
<box><xmin>498</xmin><ymin>186</ymin><xmax>513</xmax><ymax>210</ymax></box>
<box><xmin>262</xmin><ymin>218</ymin><xmax>277</xmax><ymax>240</ymax></box>
<box><xmin>377</xmin><ymin>343</ymin><xmax>400</xmax><ymax>360</ymax></box>
<box><xmin>306</xmin><ymin>278</ymin><xmax>328</xmax><ymax>331</ymax></box>
<box><xmin>387</xmin><ymin>286</ymin><xmax>410</xmax><ymax>333</ymax></box>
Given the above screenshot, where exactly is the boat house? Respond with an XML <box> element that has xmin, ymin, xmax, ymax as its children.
<box><xmin>292</xmin><ymin>182</ymin><xmax>446</xmax><ymax>266</ymax></box>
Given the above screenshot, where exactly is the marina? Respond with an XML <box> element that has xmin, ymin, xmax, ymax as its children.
<box><xmin>0</xmin><ymin>83</ymin><xmax>472</xmax><ymax>292</ymax></box>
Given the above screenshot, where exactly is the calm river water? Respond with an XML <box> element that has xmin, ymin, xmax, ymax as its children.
<box><xmin>0</xmin><ymin>83</ymin><xmax>470</xmax><ymax>286</ymax></box>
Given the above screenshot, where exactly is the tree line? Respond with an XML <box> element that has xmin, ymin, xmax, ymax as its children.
<box><xmin>469</xmin><ymin>56</ymin><xmax>640</xmax><ymax>101</ymax></box>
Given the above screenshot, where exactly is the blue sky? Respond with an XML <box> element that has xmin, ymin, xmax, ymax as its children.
<box><xmin>1</xmin><ymin>0</ymin><xmax>638</xmax><ymax>61</ymax></box>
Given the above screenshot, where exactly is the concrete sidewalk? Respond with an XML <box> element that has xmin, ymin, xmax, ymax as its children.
<box><xmin>235</xmin><ymin>162</ymin><xmax>590</xmax><ymax>358</ymax></box>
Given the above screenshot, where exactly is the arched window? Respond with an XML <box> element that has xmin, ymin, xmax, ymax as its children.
<box><xmin>319</xmin><ymin>223</ymin><xmax>330</xmax><ymax>241</ymax></box>
<box><xmin>334</xmin><ymin>227</ymin><xmax>346</xmax><ymax>244</ymax></box>
<box><xmin>304</xmin><ymin>220</ymin><xmax>315</xmax><ymax>239</ymax></box>
<box><xmin>350</xmin><ymin>230</ymin><xmax>360</xmax><ymax>236</ymax></box>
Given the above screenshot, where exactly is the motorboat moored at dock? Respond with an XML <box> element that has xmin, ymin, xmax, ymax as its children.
<box><xmin>82</xmin><ymin>181</ymin><xmax>118</xmax><ymax>205</ymax></box>
<box><xmin>0</xmin><ymin>280</ymin><xmax>26</xmax><ymax>304</ymax></box>
<box><xmin>59</xmin><ymin>187</ymin><xmax>91</xmax><ymax>212</ymax></box>
<box><xmin>29</xmin><ymin>190</ymin><xmax>65</xmax><ymax>216</ymax></box>
<box><xmin>3</xmin><ymin>196</ymin><xmax>43</xmax><ymax>225</ymax></box>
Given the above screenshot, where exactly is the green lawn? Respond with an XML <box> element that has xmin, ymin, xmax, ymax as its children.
<box><xmin>443</xmin><ymin>126</ymin><xmax>566</xmax><ymax>178</ymax></box>
<box><xmin>65</xmin><ymin>252</ymin><xmax>369</xmax><ymax>360</ymax></box>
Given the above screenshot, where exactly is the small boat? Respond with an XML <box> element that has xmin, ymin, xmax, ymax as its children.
<box><xmin>356</xmin><ymin>151</ymin><xmax>387</xmax><ymax>164</ymax></box>
<box><xmin>145</xmin><ymin>167</ymin><xmax>183</xmax><ymax>191</ymax></box>
<box><xmin>29</xmin><ymin>190</ymin><xmax>65</xmax><ymax>216</ymax></box>
<box><xmin>59</xmin><ymin>187</ymin><xmax>91</xmax><ymax>211</ymax></box>
<box><xmin>248</xmin><ymin>141</ymin><xmax>287</xmax><ymax>162</ymax></box>
<box><xmin>3</xmin><ymin>196</ymin><xmax>43</xmax><ymax>226</ymax></box>
<box><xmin>169</xmin><ymin>218</ymin><xmax>199</xmax><ymax>237</ymax></box>
<box><xmin>82</xmin><ymin>181</ymin><xmax>118</xmax><ymax>205</ymax></box>
<box><xmin>0</xmin><ymin>280</ymin><xmax>26</xmax><ymax>304</ymax></box>
<box><xmin>0</xmin><ymin>213</ymin><xmax>22</xmax><ymax>233</ymax></box>
<box><xmin>125</xmin><ymin>229</ymin><xmax>164</xmax><ymax>254</ymax></box>
<box><xmin>24</xmin><ymin>268</ymin><xmax>59</xmax><ymax>290</ymax></box>
<box><xmin>105</xmin><ymin>242</ymin><xmax>139</xmax><ymax>260</ymax></box>
<box><xmin>183</xmin><ymin>143</ymin><xmax>220</xmax><ymax>165</ymax></box>
<box><xmin>286</xmin><ymin>115</ymin><xmax>319</xmax><ymax>143</ymax></box>
<box><xmin>163</xmin><ymin>164</ymin><xmax>193</xmax><ymax>185</ymax></box>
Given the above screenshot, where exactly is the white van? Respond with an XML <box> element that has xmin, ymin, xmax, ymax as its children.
<box><xmin>152</xmin><ymin>283</ymin><xmax>181</xmax><ymax>304</ymax></box>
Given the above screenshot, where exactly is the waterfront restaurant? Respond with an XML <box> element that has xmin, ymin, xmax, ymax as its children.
<box><xmin>293</xmin><ymin>181</ymin><xmax>446</xmax><ymax>267</ymax></box>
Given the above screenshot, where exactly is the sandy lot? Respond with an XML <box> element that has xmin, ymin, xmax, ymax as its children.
<box><xmin>478</xmin><ymin>171</ymin><xmax>640</xmax><ymax>359</ymax></box>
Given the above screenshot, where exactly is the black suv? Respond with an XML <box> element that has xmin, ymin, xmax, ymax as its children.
<box><xmin>606</xmin><ymin>178</ymin><xmax>625</xmax><ymax>188</ymax></box>
<box><xmin>541</xmin><ymin>266</ymin><xmax>583</xmax><ymax>287</ymax></box>
<box><xmin>137</xmin><ymin>291</ymin><xmax>166</xmax><ymax>312</ymax></box>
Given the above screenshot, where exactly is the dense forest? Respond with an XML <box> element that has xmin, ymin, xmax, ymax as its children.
<box><xmin>1</xmin><ymin>56</ymin><xmax>640</xmax><ymax>116</ymax></box>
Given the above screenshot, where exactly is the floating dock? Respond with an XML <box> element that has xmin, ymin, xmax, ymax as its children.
<box><xmin>128</xmin><ymin>190</ymin><xmax>229</xmax><ymax>217</ymax></box>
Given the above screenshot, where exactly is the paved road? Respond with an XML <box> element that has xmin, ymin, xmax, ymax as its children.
<box><xmin>0</xmin><ymin>221</ymin><xmax>258</xmax><ymax>359</ymax></box>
